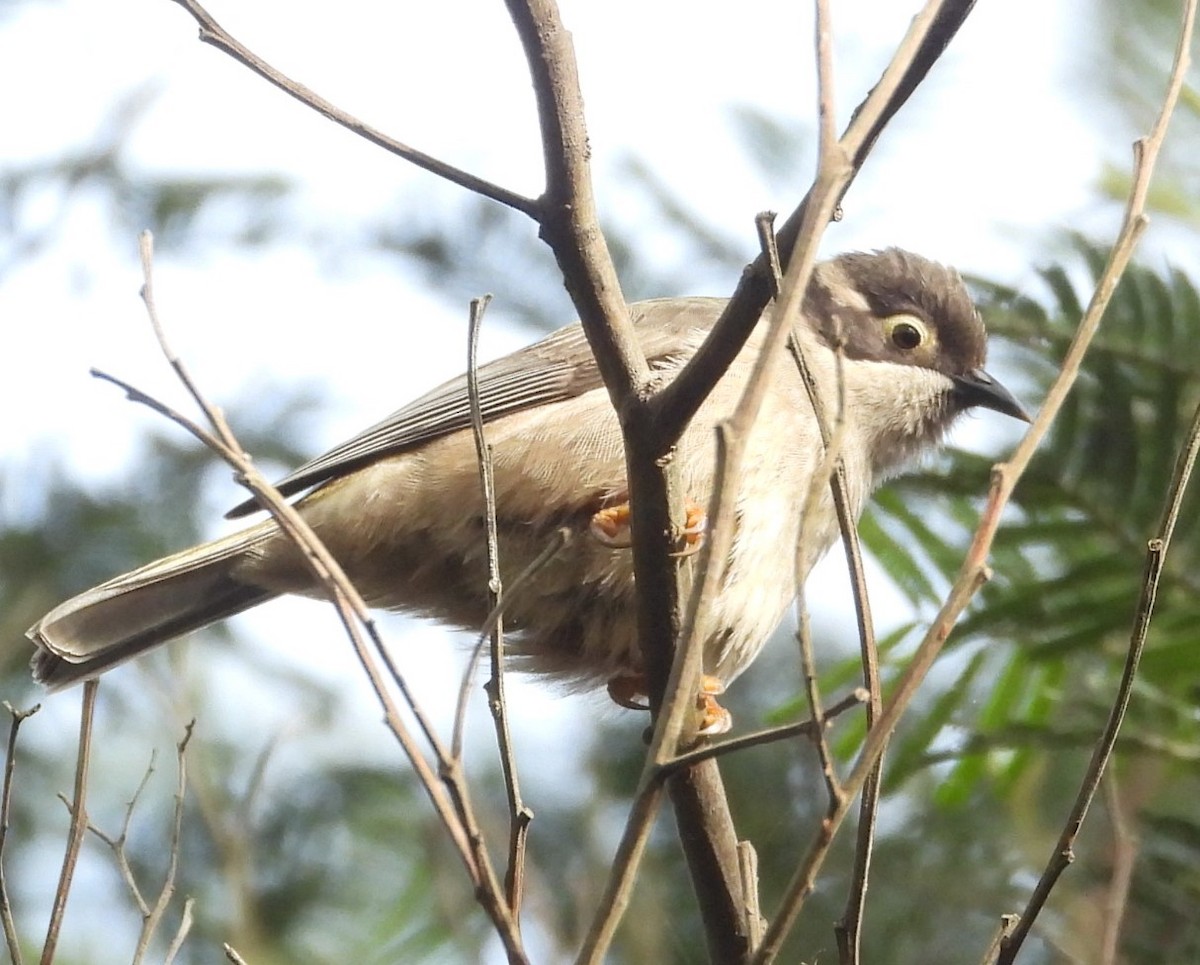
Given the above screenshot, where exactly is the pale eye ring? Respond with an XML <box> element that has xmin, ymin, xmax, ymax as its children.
<box><xmin>884</xmin><ymin>314</ymin><xmax>928</xmax><ymax>351</ymax></box>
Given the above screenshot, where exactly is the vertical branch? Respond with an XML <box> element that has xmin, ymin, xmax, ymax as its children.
<box><xmin>1100</xmin><ymin>772</ymin><xmax>1136</xmax><ymax>965</ymax></box>
<box><xmin>503</xmin><ymin>0</ymin><xmax>645</xmax><ymax>403</ymax></box>
<box><xmin>831</xmin><ymin>476</ymin><xmax>883</xmax><ymax>965</ymax></box>
<box><xmin>760</xmin><ymin>205</ymin><xmax>852</xmax><ymax>819</ymax></box>
<box><xmin>466</xmin><ymin>295</ymin><xmax>535</xmax><ymax>915</ymax></box>
<box><xmin>1</xmin><ymin>703</ymin><xmax>40</xmax><ymax>965</ymax></box>
<box><xmin>41</xmin><ymin>681</ymin><xmax>98</xmax><ymax>964</ymax></box>
<box><xmin>138</xmin><ymin>723</ymin><xmax>195</xmax><ymax>962</ymax></box>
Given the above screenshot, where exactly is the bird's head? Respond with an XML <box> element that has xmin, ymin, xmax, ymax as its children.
<box><xmin>801</xmin><ymin>247</ymin><xmax>1029</xmax><ymax>469</ymax></box>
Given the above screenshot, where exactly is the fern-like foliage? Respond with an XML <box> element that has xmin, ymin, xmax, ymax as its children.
<box><xmin>850</xmin><ymin>235</ymin><xmax>1200</xmax><ymax>959</ymax></box>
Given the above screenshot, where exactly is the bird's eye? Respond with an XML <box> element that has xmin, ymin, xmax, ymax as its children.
<box><xmin>884</xmin><ymin>314</ymin><xmax>928</xmax><ymax>351</ymax></box>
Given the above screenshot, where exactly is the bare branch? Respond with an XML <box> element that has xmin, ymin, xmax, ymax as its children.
<box><xmin>83</xmin><ymin>723</ymin><xmax>196</xmax><ymax>963</ymax></box>
<box><xmin>163</xmin><ymin>898</ymin><xmax>195</xmax><ymax>965</ymax></box>
<box><xmin>997</xmin><ymin>392</ymin><xmax>1200</xmax><ymax>962</ymax></box>
<box><xmin>661</xmin><ymin>689</ymin><xmax>869</xmax><ymax>772</ymax></box>
<box><xmin>222</xmin><ymin>943</ymin><xmax>248</xmax><ymax>965</ymax></box>
<box><xmin>167</xmin><ymin>0</ymin><xmax>538</xmax><ymax>216</ymax></box>
<box><xmin>140</xmin><ymin>723</ymin><xmax>195</xmax><ymax>961</ymax></box>
<box><xmin>652</xmin><ymin>0</ymin><xmax>982</xmax><ymax>444</ymax></box>
<box><xmin>465</xmin><ymin>295</ymin><xmax>535</xmax><ymax>914</ymax></box>
<box><xmin>502</xmin><ymin>0</ymin><xmax>646</xmax><ymax>408</ymax></box>
<box><xmin>979</xmin><ymin>916</ymin><xmax>1020</xmax><ymax>964</ymax></box>
<box><xmin>84</xmin><ymin>751</ymin><xmax>158</xmax><ymax>918</ymax></box>
<box><xmin>1100</xmin><ymin>772</ymin><xmax>1136</xmax><ymax>965</ymax></box>
<box><xmin>41</xmin><ymin>681</ymin><xmax>98</xmax><ymax>965</ymax></box>
<box><xmin>0</xmin><ymin>702</ymin><xmax>40</xmax><ymax>965</ymax></box>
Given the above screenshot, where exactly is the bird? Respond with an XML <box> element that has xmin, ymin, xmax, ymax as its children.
<box><xmin>27</xmin><ymin>248</ymin><xmax>1029</xmax><ymax>732</ymax></box>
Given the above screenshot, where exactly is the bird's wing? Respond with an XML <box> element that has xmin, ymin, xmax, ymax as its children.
<box><xmin>225</xmin><ymin>297</ymin><xmax>727</xmax><ymax>518</ymax></box>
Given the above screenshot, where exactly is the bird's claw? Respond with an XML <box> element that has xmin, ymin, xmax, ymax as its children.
<box><xmin>605</xmin><ymin>672</ymin><xmax>732</xmax><ymax>735</ymax></box>
<box><xmin>588</xmin><ymin>497</ymin><xmax>707</xmax><ymax>555</ymax></box>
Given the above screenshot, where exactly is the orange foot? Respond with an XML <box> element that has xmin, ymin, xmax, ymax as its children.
<box><xmin>605</xmin><ymin>672</ymin><xmax>732</xmax><ymax>735</ymax></box>
<box><xmin>589</xmin><ymin>497</ymin><xmax>707</xmax><ymax>555</ymax></box>
<box><xmin>696</xmin><ymin>674</ymin><xmax>732</xmax><ymax>736</ymax></box>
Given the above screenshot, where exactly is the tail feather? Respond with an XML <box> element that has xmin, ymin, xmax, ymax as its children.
<box><xmin>27</xmin><ymin>525</ymin><xmax>276</xmax><ymax>691</ymax></box>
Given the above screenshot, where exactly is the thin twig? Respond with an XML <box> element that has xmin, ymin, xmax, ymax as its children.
<box><xmin>661</xmin><ymin>690</ymin><xmax>869</xmax><ymax>772</ymax></box>
<box><xmin>222</xmin><ymin>943</ymin><xmax>248</xmax><ymax>965</ymax></box>
<box><xmin>140</xmin><ymin>722</ymin><xmax>194</xmax><ymax>961</ymax></box>
<box><xmin>1100</xmin><ymin>771</ymin><xmax>1136</xmax><ymax>965</ymax></box>
<box><xmin>979</xmin><ymin>916</ymin><xmax>1020</xmax><ymax>964</ymax></box>
<box><xmin>85</xmin><ymin>724</ymin><xmax>195</xmax><ymax>963</ymax></box>
<box><xmin>451</xmin><ymin>294</ymin><xmax>501</xmax><ymax>760</ymax></box>
<box><xmin>41</xmin><ymin>681</ymin><xmax>98</xmax><ymax>965</ymax></box>
<box><xmin>998</xmin><ymin>399</ymin><xmax>1200</xmax><ymax>963</ymax></box>
<box><xmin>85</xmin><ymin>751</ymin><xmax>159</xmax><ymax>917</ymax></box>
<box><xmin>0</xmin><ymin>702</ymin><xmax>40</xmax><ymax>965</ymax></box>
<box><xmin>652</xmin><ymin>0</ymin><xmax>983</xmax><ymax>444</ymax></box>
<box><xmin>993</xmin><ymin>1</ymin><xmax>1198</xmax><ymax>957</ymax></box>
<box><xmin>451</xmin><ymin>306</ymin><xmax>579</xmax><ymax>927</ymax></box>
<box><xmin>167</xmin><ymin>0</ymin><xmax>538</xmax><ymax>217</ymax></box>
<box><xmin>765</xmin><ymin>214</ymin><xmax>853</xmax><ymax>816</ymax></box>
<box><xmin>462</xmin><ymin>294</ymin><xmax>534</xmax><ymax>915</ymax></box>
<box><xmin>163</xmin><ymin>897</ymin><xmax>195</xmax><ymax>965</ymax></box>
<box><xmin>451</xmin><ymin>529</ymin><xmax>572</xmax><ymax>759</ymax></box>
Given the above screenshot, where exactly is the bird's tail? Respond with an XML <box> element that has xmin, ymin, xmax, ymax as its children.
<box><xmin>27</xmin><ymin>524</ymin><xmax>276</xmax><ymax>691</ymax></box>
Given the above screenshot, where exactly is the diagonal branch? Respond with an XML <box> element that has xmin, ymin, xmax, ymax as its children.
<box><xmin>0</xmin><ymin>703</ymin><xmax>40</xmax><ymax>965</ymax></box>
<box><xmin>651</xmin><ymin>0</ymin><xmax>981</xmax><ymax>445</ymax></box>
<box><xmin>41</xmin><ymin>681</ymin><xmax>98</xmax><ymax>965</ymax></box>
<box><xmin>996</xmin><ymin>383</ymin><xmax>1200</xmax><ymax>963</ymax></box>
<box><xmin>167</xmin><ymin>0</ymin><xmax>539</xmax><ymax>217</ymax></box>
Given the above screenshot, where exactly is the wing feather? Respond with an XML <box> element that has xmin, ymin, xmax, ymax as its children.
<box><xmin>226</xmin><ymin>297</ymin><xmax>728</xmax><ymax>518</ymax></box>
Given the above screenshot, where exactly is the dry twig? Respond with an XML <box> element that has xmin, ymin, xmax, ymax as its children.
<box><xmin>0</xmin><ymin>702</ymin><xmax>40</xmax><ymax>965</ymax></box>
<box><xmin>150</xmin><ymin>0</ymin><xmax>980</xmax><ymax>958</ymax></box>
<box><xmin>84</xmin><ymin>723</ymin><xmax>195</xmax><ymax>963</ymax></box>
<box><xmin>1100</xmin><ymin>772</ymin><xmax>1137</xmax><ymax>965</ymax></box>
<box><xmin>464</xmin><ymin>292</ymin><xmax>534</xmax><ymax>917</ymax></box>
<box><xmin>41</xmin><ymin>681</ymin><xmax>97</xmax><ymax>965</ymax></box>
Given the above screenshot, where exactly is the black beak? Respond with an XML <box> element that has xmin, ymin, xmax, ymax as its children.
<box><xmin>952</xmin><ymin>368</ymin><xmax>1031</xmax><ymax>422</ymax></box>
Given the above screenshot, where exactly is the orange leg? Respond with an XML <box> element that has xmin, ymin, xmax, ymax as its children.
<box><xmin>589</xmin><ymin>497</ymin><xmax>707</xmax><ymax>555</ymax></box>
<box><xmin>590</xmin><ymin>502</ymin><xmax>634</xmax><ymax>548</ymax></box>
<box><xmin>696</xmin><ymin>674</ymin><xmax>732</xmax><ymax>736</ymax></box>
<box><xmin>605</xmin><ymin>672</ymin><xmax>732</xmax><ymax>735</ymax></box>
